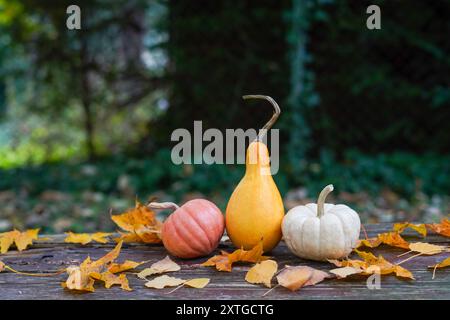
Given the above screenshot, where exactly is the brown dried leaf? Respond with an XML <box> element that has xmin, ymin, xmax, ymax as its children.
<box><xmin>138</xmin><ymin>256</ymin><xmax>180</xmax><ymax>279</ymax></box>
<box><xmin>329</xmin><ymin>266</ymin><xmax>363</xmax><ymax>279</ymax></box>
<box><xmin>276</xmin><ymin>266</ymin><xmax>329</xmax><ymax>291</ymax></box>
<box><xmin>144</xmin><ymin>275</ymin><xmax>185</xmax><ymax>289</ymax></box>
<box><xmin>245</xmin><ymin>260</ymin><xmax>278</xmax><ymax>288</ymax></box>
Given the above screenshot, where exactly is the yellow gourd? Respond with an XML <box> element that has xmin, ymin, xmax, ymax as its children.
<box><xmin>226</xmin><ymin>95</ymin><xmax>285</xmax><ymax>252</ymax></box>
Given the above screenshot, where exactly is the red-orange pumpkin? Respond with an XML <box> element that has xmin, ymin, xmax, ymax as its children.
<box><xmin>155</xmin><ymin>199</ymin><xmax>224</xmax><ymax>259</ymax></box>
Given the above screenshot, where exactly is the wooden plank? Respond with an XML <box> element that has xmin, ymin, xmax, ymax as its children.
<box><xmin>0</xmin><ymin>223</ymin><xmax>449</xmax><ymax>300</ymax></box>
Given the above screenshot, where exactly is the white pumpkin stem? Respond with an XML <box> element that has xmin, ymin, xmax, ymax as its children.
<box><xmin>147</xmin><ymin>202</ymin><xmax>180</xmax><ymax>211</ymax></box>
<box><xmin>317</xmin><ymin>184</ymin><xmax>334</xmax><ymax>218</ymax></box>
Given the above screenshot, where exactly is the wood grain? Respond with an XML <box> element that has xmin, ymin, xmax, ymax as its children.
<box><xmin>0</xmin><ymin>223</ymin><xmax>448</xmax><ymax>300</ymax></box>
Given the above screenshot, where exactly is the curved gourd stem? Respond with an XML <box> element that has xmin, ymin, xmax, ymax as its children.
<box><xmin>147</xmin><ymin>202</ymin><xmax>180</xmax><ymax>211</ymax></box>
<box><xmin>317</xmin><ymin>184</ymin><xmax>334</xmax><ymax>218</ymax></box>
<box><xmin>243</xmin><ymin>95</ymin><xmax>281</xmax><ymax>141</ymax></box>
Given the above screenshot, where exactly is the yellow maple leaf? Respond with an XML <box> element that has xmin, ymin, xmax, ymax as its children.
<box><xmin>426</xmin><ymin>218</ymin><xmax>450</xmax><ymax>237</ymax></box>
<box><xmin>112</xmin><ymin>200</ymin><xmax>162</xmax><ymax>244</ymax></box>
<box><xmin>108</xmin><ymin>260</ymin><xmax>143</xmax><ymax>274</ymax></box>
<box><xmin>0</xmin><ymin>229</ymin><xmax>40</xmax><ymax>254</ymax></box>
<box><xmin>137</xmin><ymin>256</ymin><xmax>180</xmax><ymax>279</ymax></box>
<box><xmin>90</xmin><ymin>271</ymin><xmax>132</xmax><ymax>291</ymax></box>
<box><xmin>202</xmin><ymin>240</ymin><xmax>270</xmax><ymax>272</ymax></box>
<box><xmin>64</xmin><ymin>232</ymin><xmax>111</xmax><ymax>245</ymax></box>
<box><xmin>62</xmin><ymin>241</ymin><xmax>123</xmax><ymax>292</ymax></box>
<box><xmin>245</xmin><ymin>260</ymin><xmax>278</xmax><ymax>288</ymax></box>
<box><xmin>393</xmin><ymin>222</ymin><xmax>427</xmax><ymax>237</ymax></box>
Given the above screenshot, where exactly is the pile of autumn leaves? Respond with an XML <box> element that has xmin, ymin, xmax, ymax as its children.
<box><xmin>0</xmin><ymin>200</ymin><xmax>449</xmax><ymax>294</ymax></box>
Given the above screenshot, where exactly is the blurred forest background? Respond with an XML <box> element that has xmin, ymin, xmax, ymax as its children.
<box><xmin>0</xmin><ymin>0</ymin><xmax>449</xmax><ymax>233</ymax></box>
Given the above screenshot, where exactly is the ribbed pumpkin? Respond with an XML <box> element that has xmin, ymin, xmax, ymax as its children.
<box><xmin>152</xmin><ymin>199</ymin><xmax>224</xmax><ymax>259</ymax></box>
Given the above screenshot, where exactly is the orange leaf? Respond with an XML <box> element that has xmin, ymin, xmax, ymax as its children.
<box><xmin>332</xmin><ymin>249</ymin><xmax>414</xmax><ymax>279</ymax></box>
<box><xmin>202</xmin><ymin>240</ymin><xmax>270</xmax><ymax>272</ymax></box>
<box><xmin>276</xmin><ymin>266</ymin><xmax>329</xmax><ymax>291</ymax></box>
<box><xmin>111</xmin><ymin>200</ymin><xmax>162</xmax><ymax>244</ymax></box>
<box><xmin>245</xmin><ymin>260</ymin><xmax>278</xmax><ymax>288</ymax></box>
<box><xmin>0</xmin><ymin>261</ymin><xmax>5</xmax><ymax>272</ymax></box>
<box><xmin>64</xmin><ymin>232</ymin><xmax>111</xmax><ymax>245</ymax></box>
<box><xmin>0</xmin><ymin>229</ymin><xmax>40</xmax><ymax>254</ymax></box>
<box><xmin>393</xmin><ymin>222</ymin><xmax>427</xmax><ymax>237</ymax></box>
<box><xmin>357</xmin><ymin>232</ymin><xmax>409</xmax><ymax>250</ymax></box>
<box><xmin>426</xmin><ymin>218</ymin><xmax>450</xmax><ymax>237</ymax></box>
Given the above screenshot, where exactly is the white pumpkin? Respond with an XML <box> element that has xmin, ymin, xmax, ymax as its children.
<box><xmin>282</xmin><ymin>185</ymin><xmax>361</xmax><ymax>261</ymax></box>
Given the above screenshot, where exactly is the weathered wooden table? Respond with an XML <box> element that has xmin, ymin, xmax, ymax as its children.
<box><xmin>0</xmin><ymin>223</ymin><xmax>448</xmax><ymax>300</ymax></box>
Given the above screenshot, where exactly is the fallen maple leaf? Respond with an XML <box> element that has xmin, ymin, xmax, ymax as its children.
<box><xmin>245</xmin><ymin>260</ymin><xmax>278</xmax><ymax>288</ymax></box>
<box><xmin>202</xmin><ymin>240</ymin><xmax>269</xmax><ymax>272</ymax></box>
<box><xmin>393</xmin><ymin>222</ymin><xmax>427</xmax><ymax>237</ymax></box>
<box><xmin>112</xmin><ymin>200</ymin><xmax>163</xmax><ymax>243</ymax></box>
<box><xmin>330</xmin><ymin>250</ymin><xmax>414</xmax><ymax>280</ymax></box>
<box><xmin>108</xmin><ymin>260</ymin><xmax>143</xmax><ymax>273</ymax></box>
<box><xmin>429</xmin><ymin>257</ymin><xmax>450</xmax><ymax>279</ymax></box>
<box><xmin>138</xmin><ymin>256</ymin><xmax>180</xmax><ymax>279</ymax></box>
<box><xmin>0</xmin><ymin>261</ymin><xmax>4</xmax><ymax>272</ymax></box>
<box><xmin>90</xmin><ymin>271</ymin><xmax>132</xmax><ymax>291</ymax></box>
<box><xmin>145</xmin><ymin>275</ymin><xmax>185</xmax><ymax>289</ymax></box>
<box><xmin>329</xmin><ymin>266</ymin><xmax>363</xmax><ymax>279</ymax></box>
<box><xmin>276</xmin><ymin>266</ymin><xmax>329</xmax><ymax>291</ymax></box>
<box><xmin>0</xmin><ymin>229</ymin><xmax>40</xmax><ymax>254</ymax></box>
<box><xmin>357</xmin><ymin>232</ymin><xmax>410</xmax><ymax>250</ymax></box>
<box><xmin>426</xmin><ymin>218</ymin><xmax>450</xmax><ymax>237</ymax></box>
<box><xmin>62</xmin><ymin>241</ymin><xmax>124</xmax><ymax>292</ymax></box>
<box><xmin>64</xmin><ymin>232</ymin><xmax>112</xmax><ymax>245</ymax></box>
<box><xmin>409</xmin><ymin>242</ymin><xmax>446</xmax><ymax>255</ymax></box>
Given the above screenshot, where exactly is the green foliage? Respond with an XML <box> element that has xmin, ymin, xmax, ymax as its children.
<box><xmin>1</xmin><ymin>149</ymin><xmax>448</xmax><ymax>204</ymax></box>
<box><xmin>303</xmin><ymin>150</ymin><xmax>450</xmax><ymax>197</ymax></box>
